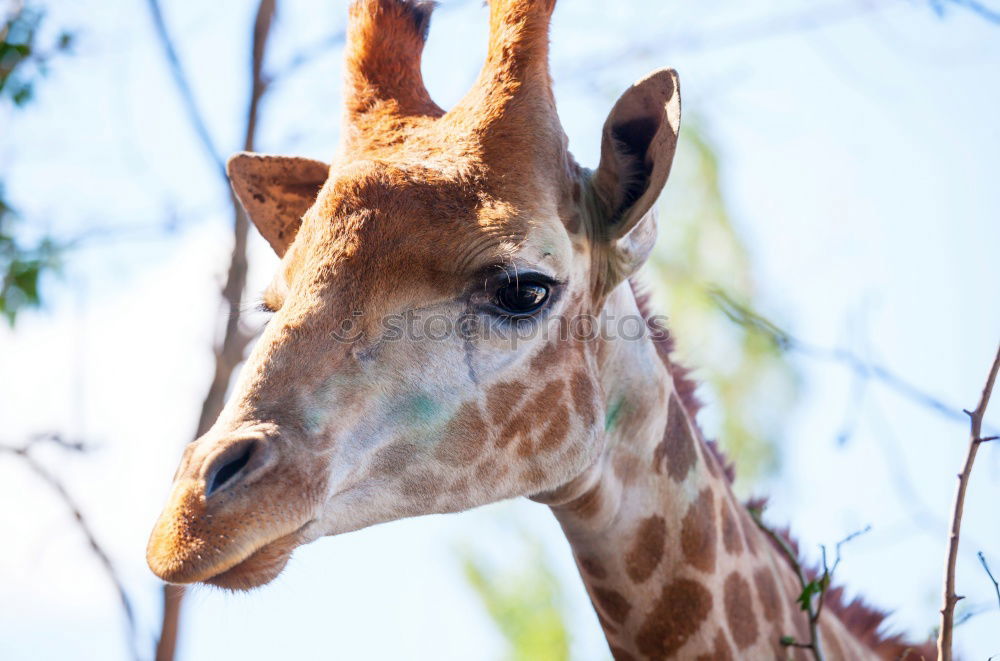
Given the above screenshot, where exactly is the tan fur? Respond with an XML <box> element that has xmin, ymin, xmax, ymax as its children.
<box><xmin>147</xmin><ymin>1</ymin><xmax>931</xmax><ymax>658</ymax></box>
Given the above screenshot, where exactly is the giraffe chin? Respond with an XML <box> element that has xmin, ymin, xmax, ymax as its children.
<box><xmin>201</xmin><ymin>531</ymin><xmax>301</xmax><ymax>591</ymax></box>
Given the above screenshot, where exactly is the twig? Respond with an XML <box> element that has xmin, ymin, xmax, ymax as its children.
<box><xmin>709</xmin><ymin>288</ymin><xmax>996</xmax><ymax>433</ymax></box>
<box><xmin>143</xmin><ymin>0</ymin><xmax>225</xmax><ymax>178</ymax></box>
<box><xmin>749</xmin><ymin>503</ymin><xmax>872</xmax><ymax>661</ymax></box>
<box><xmin>977</xmin><ymin>551</ymin><xmax>1000</xmax><ymax>613</ymax></box>
<box><xmin>146</xmin><ymin>1</ymin><xmax>276</xmax><ymax>660</ymax></box>
<box><xmin>937</xmin><ymin>343</ymin><xmax>1000</xmax><ymax>661</ymax></box>
<box><xmin>268</xmin><ymin>30</ymin><xmax>346</xmax><ymax>83</ymax></box>
<box><xmin>749</xmin><ymin>508</ymin><xmax>824</xmax><ymax>661</ymax></box>
<box><xmin>0</xmin><ymin>436</ymin><xmax>139</xmax><ymax>661</ymax></box>
<box><xmin>933</xmin><ymin>0</ymin><xmax>1000</xmax><ymax>23</ymax></box>
<box><xmin>953</xmin><ymin>599</ymin><xmax>997</xmax><ymax>627</ymax></box>
<box><xmin>814</xmin><ymin>525</ymin><xmax>872</xmax><ymax>624</ymax></box>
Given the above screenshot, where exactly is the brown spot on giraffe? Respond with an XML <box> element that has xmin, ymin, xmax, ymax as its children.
<box><xmin>694</xmin><ymin>630</ymin><xmax>734</xmax><ymax>661</ymax></box>
<box><xmin>371</xmin><ymin>440</ymin><xmax>419</xmax><ymax>475</ymax></box>
<box><xmin>529</xmin><ymin>336</ymin><xmax>568</xmax><ymax>372</ymax></box>
<box><xmin>681</xmin><ymin>488</ymin><xmax>717</xmax><ymax>573</ymax></box>
<box><xmin>612</xmin><ymin>449</ymin><xmax>641</xmax><ymax>482</ymax></box>
<box><xmin>570</xmin><ymin>369</ymin><xmax>598</xmax><ymax>426</ymax></box>
<box><xmin>593</xmin><ymin>587</ymin><xmax>631</xmax><ymax>624</ymax></box>
<box><xmin>519</xmin><ymin>465</ymin><xmax>547</xmax><ymax>488</ymax></box>
<box><xmin>720</xmin><ymin>499</ymin><xmax>743</xmax><ymax>555</ymax></box>
<box><xmin>624</xmin><ymin>514</ymin><xmax>666</xmax><ymax>584</ymax></box>
<box><xmin>562</xmin><ymin>210</ymin><xmax>581</xmax><ymax>234</ymax></box>
<box><xmin>578</xmin><ymin>554</ymin><xmax>607</xmax><ymax>580</ymax></box>
<box><xmin>449</xmin><ymin>475</ymin><xmax>470</xmax><ymax>496</ymax></box>
<box><xmin>753</xmin><ymin>567</ymin><xmax>784</xmax><ymax>624</ymax></box>
<box><xmin>435</xmin><ymin>401</ymin><xmax>485</xmax><ymax>464</ymax></box>
<box><xmin>723</xmin><ymin>571</ymin><xmax>759</xmax><ymax>650</ymax></box>
<box><xmin>474</xmin><ymin>458</ymin><xmax>508</xmax><ymax>486</ymax></box>
<box><xmin>537</xmin><ymin>402</ymin><xmax>570</xmax><ymax>453</ymax></box>
<box><xmin>485</xmin><ymin>379</ymin><xmax>528</xmax><ymax>425</ymax></box>
<box><xmin>514</xmin><ymin>379</ymin><xmax>566</xmax><ymax>456</ymax></box>
<box><xmin>399</xmin><ymin>471</ymin><xmax>434</xmax><ymax>507</ymax></box>
<box><xmin>498</xmin><ymin>412</ymin><xmax>531</xmax><ymax>450</ymax></box>
<box><xmin>653</xmin><ymin>396</ymin><xmax>697</xmax><ymax>481</ymax></box>
<box><xmin>635</xmin><ymin>578</ymin><xmax>713</xmax><ymax>660</ymax></box>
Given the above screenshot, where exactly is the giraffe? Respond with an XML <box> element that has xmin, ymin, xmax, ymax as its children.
<box><xmin>146</xmin><ymin>1</ymin><xmax>932</xmax><ymax>658</ymax></box>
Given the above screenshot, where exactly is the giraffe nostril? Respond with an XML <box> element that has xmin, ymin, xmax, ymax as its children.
<box><xmin>204</xmin><ymin>440</ymin><xmax>257</xmax><ymax>498</ymax></box>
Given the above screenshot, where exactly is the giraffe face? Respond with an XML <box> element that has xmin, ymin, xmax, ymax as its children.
<box><xmin>146</xmin><ymin>155</ymin><xmax>609</xmax><ymax>590</ymax></box>
<box><xmin>147</xmin><ymin>0</ymin><xmax>680</xmax><ymax>591</ymax></box>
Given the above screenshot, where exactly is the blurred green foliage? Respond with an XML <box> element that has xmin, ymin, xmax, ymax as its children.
<box><xmin>459</xmin><ymin>535</ymin><xmax>571</xmax><ymax>661</ymax></box>
<box><xmin>647</xmin><ymin>120</ymin><xmax>799</xmax><ymax>482</ymax></box>
<box><xmin>1</xmin><ymin>3</ymin><xmax>72</xmax><ymax>326</ymax></box>
<box><xmin>0</xmin><ymin>190</ymin><xmax>58</xmax><ymax>326</ymax></box>
<box><xmin>1</xmin><ymin>4</ymin><xmax>73</xmax><ymax>106</ymax></box>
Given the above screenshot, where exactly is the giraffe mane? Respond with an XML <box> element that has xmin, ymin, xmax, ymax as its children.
<box><xmin>629</xmin><ymin>277</ymin><xmax>735</xmax><ymax>484</ymax></box>
<box><xmin>630</xmin><ymin>278</ymin><xmax>935</xmax><ymax>659</ymax></box>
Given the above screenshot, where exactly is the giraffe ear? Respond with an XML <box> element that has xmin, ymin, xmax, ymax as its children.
<box><xmin>227</xmin><ymin>152</ymin><xmax>329</xmax><ymax>257</ymax></box>
<box><xmin>591</xmin><ymin>69</ymin><xmax>681</xmax><ymax>284</ymax></box>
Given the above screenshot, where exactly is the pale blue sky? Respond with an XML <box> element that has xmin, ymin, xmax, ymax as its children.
<box><xmin>1</xmin><ymin>0</ymin><xmax>999</xmax><ymax>659</ymax></box>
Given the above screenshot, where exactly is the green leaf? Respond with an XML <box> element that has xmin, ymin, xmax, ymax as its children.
<box><xmin>796</xmin><ymin>580</ymin><xmax>823</xmax><ymax>611</ymax></box>
<box><xmin>11</xmin><ymin>83</ymin><xmax>32</xmax><ymax>106</ymax></box>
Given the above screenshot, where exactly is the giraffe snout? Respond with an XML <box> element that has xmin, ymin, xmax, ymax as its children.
<box><xmin>146</xmin><ymin>429</ymin><xmax>314</xmax><ymax>587</ymax></box>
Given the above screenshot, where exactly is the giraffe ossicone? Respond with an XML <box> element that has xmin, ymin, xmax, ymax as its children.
<box><xmin>147</xmin><ymin>1</ymin><xmax>933</xmax><ymax>658</ymax></box>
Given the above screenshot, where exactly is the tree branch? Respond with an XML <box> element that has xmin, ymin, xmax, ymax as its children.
<box><xmin>143</xmin><ymin>0</ymin><xmax>226</xmax><ymax>179</ymax></box>
<box><xmin>933</xmin><ymin>0</ymin><xmax>1000</xmax><ymax>24</ymax></box>
<box><xmin>146</xmin><ymin>1</ymin><xmax>276</xmax><ymax>660</ymax></box>
<box><xmin>977</xmin><ymin>551</ymin><xmax>1000</xmax><ymax>613</ymax></box>
<box><xmin>0</xmin><ymin>435</ymin><xmax>139</xmax><ymax>661</ymax></box>
<box><xmin>709</xmin><ymin>288</ymin><xmax>995</xmax><ymax>432</ymax></box>
<box><xmin>749</xmin><ymin>502</ymin><xmax>871</xmax><ymax>661</ymax></box>
<box><xmin>937</xmin><ymin>342</ymin><xmax>1000</xmax><ymax>661</ymax></box>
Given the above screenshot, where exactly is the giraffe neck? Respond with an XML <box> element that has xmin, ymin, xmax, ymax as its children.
<box><xmin>537</xmin><ymin>282</ymin><xmax>873</xmax><ymax>660</ymax></box>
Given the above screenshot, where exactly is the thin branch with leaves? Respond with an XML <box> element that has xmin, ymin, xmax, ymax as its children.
<box><xmin>749</xmin><ymin>502</ymin><xmax>871</xmax><ymax>661</ymax></box>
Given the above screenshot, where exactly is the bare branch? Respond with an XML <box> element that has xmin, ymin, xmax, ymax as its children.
<box><xmin>146</xmin><ymin>1</ymin><xmax>277</xmax><ymax>659</ymax></box>
<box><xmin>933</xmin><ymin>0</ymin><xmax>1000</xmax><ymax>23</ymax></box>
<box><xmin>937</xmin><ymin>342</ymin><xmax>1000</xmax><ymax>661</ymax></box>
<box><xmin>269</xmin><ymin>29</ymin><xmax>346</xmax><ymax>84</ymax></box>
<box><xmin>143</xmin><ymin>0</ymin><xmax>226</xmax><ymax>179</ymax></box>
<box><xmin>709</xmin><ymin>288</ymin><xmax>994</xmax><ymax>432</ymax></box>
<box><xmin>977</xmin><ymin>551</ymin><xmax>1000</xmax><ymax>614</ymax></box>
<box><xmin>0</xmin><ymin>436</ymin><xmax>139</xmax><ymax>661</ymax></box>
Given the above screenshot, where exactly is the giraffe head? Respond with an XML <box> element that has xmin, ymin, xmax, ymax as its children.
<box><xmin>147</xmin><ymin>0</ymin><xmax>681</xmax><ymax>590</ymax></box>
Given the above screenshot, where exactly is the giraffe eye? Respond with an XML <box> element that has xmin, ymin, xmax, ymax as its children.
<box><xmin>493</xmin><ymin>281</ymin><xmax>550</xmax><ymax>317</ymax></box>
